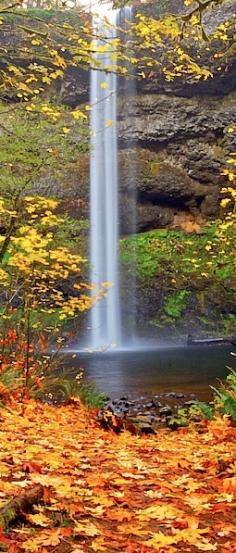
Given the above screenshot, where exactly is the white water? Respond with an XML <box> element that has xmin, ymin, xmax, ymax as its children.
<box><xmin>90</xmin><ymin>10</ymin><xmax>121</xmax><ymax>350</ymax></box>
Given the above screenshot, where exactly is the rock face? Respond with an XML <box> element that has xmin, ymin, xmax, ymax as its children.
<box><xmin>116</xmin><ymin>92</ymin><xmax>236</xmax><ymax>232</ymax></box>
<box><xmin>118</xmin><ymin>93</ymin><xmax>235</xmax><ymax>148</ymax></box>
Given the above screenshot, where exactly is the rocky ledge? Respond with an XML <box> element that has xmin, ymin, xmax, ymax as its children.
<box><xmin>98</xmin><ymin>391</ymin><xmax>200</xmax><ymax>434</ymax></box>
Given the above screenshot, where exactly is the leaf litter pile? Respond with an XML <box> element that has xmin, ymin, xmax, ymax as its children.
<box><xmin>0</xmin><ymin>400</ymin><xmax>235</xmax><ymax>553</ymax></box>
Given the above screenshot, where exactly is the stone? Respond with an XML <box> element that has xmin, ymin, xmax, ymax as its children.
<box><xmin>133</xmin><ymin>420</ymin><xmax>156</xmax><ymax>434</ymax></box>
<box><xmin>167</xmin><ymin>419</ymin><xmax>184</xmax><ymax>430</ymax></box>
<box><xmin>136</xmin><ymin>415</ymin><xmax>150</xmax><ymax>423</ymax></box>
<box><xmin>105</xmin><ymin>401</ymin><xmax>116</xmax><ymax>413</ymax></box>
<box><xmin>139</xmin><ymin>425</ymin><xmax>156</xmax><ymax>435</ymax></box>
<box><xmin>153</xmin><ymin>401</ymin><xmax>162</xmax><ymax>409</ymax></box>
<box><xmin>159</xmin><ymin>406</ymin><xmax>173</xmax><ymax>416</ymax></box>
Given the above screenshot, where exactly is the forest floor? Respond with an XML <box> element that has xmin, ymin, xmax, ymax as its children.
<box><xmin>0</xmin><ymin>399</ymin><xmax>235</xmax><ymax>553</ymax></box>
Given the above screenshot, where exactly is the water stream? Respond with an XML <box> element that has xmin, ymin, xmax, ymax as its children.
<box><xmin>89</xmin><ymin>8</ymin><xmax>135</xmax><ymax>350</ymax></box>
<box><xmin>90</xmin><ymin>10</ymin><xmax>121</xmax><ymax>350</ymax></box>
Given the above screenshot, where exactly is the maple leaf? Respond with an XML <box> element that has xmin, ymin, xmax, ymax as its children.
<box><xmin>0</xmin><ymin>528</ymin><xmax>10</xmax><ymax>544</ymax></box>
<box><xmin>27</xmin><ymin>513</ymin><xmax>51</xmax><ymax>527</ymax></box>
<box><xmin>91</xmin><ymin>536</ymin><xmax>107</xmax><ymax>552</ymax></box>
<box><xmin>122</xmin><ymin>472</ymin><xmax>144</xmax><ymax>479</ymax></box>
<box><xmin>107</xmin><ymin>508</ymin><xmax>133</xmax><ymax>522</ymax></box>
<box><xmin>8</xmin><ymin>541</ymin><xmax>21</xmax><ymax>553</ymax></box>
<box><xmin>32</xmin><ymin>529</ymin><xmax>61</xmax><ymax>547</ymax></box>
<box><xmin>74</xmin><ymin>520</ymin><xmax>100</xmax><ymax>537</ymax></box>
<box><xmin>222</xmin><ymin>476</ymin><xmax>236</xmax><ymax>493</ymax></box>
<box><xmin>23</xmin><ymin>461</ymin><xmax>43</xmax><ymax>473</ymax></box>
<box><xmin>21</xmin><ymin>539</ymin><xmax>39</xmax><ymax>552</ymax></box>
<box><xmin>90</xmin><ymin>495</ymin><xmax>114</xmax><ymax>507</ymax></box>
<box><xmin>186</xmin><ymin>493</ymin><xmax>212</xmax><ymax>512</ymax></box>
<box><xmin>173</xmin><ymin>528</ymin><xmax>217</xmax><ymax>551</ymax></box>
<box><xmin>117</xmin><ymin>523</ymin><xmax>148</xmax><ymax>536</ymax></box>
<box><xmin>144</xmin><ymin>532</ymin><xmax>178</xmax><ymax>550</ymax></box>
<box><xmin>137</xmin><ymin>503</ymin><xmax>181</xmax><ymax>521</ymax></box>
<box><xmin>85</xmin><ymin>505</ymin><xmax>105</xmax><ymax>517</ymax></box>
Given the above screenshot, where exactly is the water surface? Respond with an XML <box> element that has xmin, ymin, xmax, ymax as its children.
<box><xmin>63</xmin><ymin>345</ymin><xmax>234</xmax><ymax>401</ymax></box>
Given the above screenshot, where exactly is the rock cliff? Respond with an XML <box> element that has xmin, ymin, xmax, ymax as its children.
<box><xmin>53</xmin><ymin>85</ymin><xmax>236</xmax><ymax>234</ymax></box>
<box><xmin>117</xmin><ymin>91</ymin><xmax>236</xmax><ymax>232</ymax></box>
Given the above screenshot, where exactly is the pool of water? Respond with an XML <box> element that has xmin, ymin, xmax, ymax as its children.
<box><xmin>62</xmin><ymin>345</ymin><xmax>234</xmax><ymax>401</ymax></box>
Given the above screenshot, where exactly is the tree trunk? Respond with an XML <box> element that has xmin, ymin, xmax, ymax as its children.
<box><xmin>0</xmin><ymin>484</ymin><xmax>44</xmax><ymax>529</ymax></box>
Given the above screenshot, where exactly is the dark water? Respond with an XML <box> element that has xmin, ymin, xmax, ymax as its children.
<box><xmin>63</xmin><ymin>345</ymin><xmax>234</xmax><ymax>401</ymax></box>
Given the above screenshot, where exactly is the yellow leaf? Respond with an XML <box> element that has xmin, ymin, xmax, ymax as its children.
<box><xmin>144</xmin><ymin>532</ymin><xmax>177</xmax><ymax>550</ymax></box>
<box><xmin>71</xmin><ymin>109</ymin><xmax>87</xmax><ymax>120</ymax></box>
<box><xmin>42</xmin><ymin>76</ymin><xmax>51</xmax><ymax>85</ymax></box>
<box><xmin>91</xmin><ymin>537</ymin><xmax>107</xmax><ymax>552</ymax></box>
<box><xmin>31</xmin><ymin>39</ymin><xmax>41</xmax><ymax>46</ymax></box>
<box><xmin>137</xmin><ymin>504</ymin><xmax>181</xmax><ymax>521</ymax></box>
<box><xmin>27</xmin><ymin>513</ymin><xmax>51</xmax><ymax>527</ymax></box>
<box><xmin>74</xmin><ymin>520</ymin><xmax>100</xmax><ymax>537</ymax></box>
<box><xmin>220</xmin><ymin>198</ymin><xmax>231</xmax><ymax>208</ymax></box>
<box><xmin>62</xmin><ymin>127</ymin><xmax>70</xmax><ymax>134</ymax></box>
<box><xmin>100</xmin><ymin>81</ymin><xmax>108</xmax><ymax>89</ymax></box>
<box><xmin>34</xmin><ymin>529</ymin><xmax>61</xmax><ymax>547</ymax></box>
<box><xmin>21</xmin><ymin>539</ymin><xmax>39</xmax><ymax>552</ymax></box>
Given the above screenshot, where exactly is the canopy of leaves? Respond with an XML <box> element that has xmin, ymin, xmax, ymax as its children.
<box><xmin>1</xmin><ymin>0</ymin><xmax>235</xmax><ymax>106</ymax></box>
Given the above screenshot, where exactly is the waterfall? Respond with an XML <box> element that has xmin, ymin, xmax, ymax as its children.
<box><xmin>90</xmin><ymin>10</ymin><xmax>121</xmax><ymax>350</ymax></box>
<box><xmin>118</xmin><ymin>7</ymin><xmax>137</xmax><ymax>344</ymax></box>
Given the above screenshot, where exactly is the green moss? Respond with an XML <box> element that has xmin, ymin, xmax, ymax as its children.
<box><xmin>120</xmin><ymin>226</ymin><xmax>235</xmax><ymax>283</ymax></box>
<box><xmin>120</xmin><ymin>224</ymin><xmax>236</xmax><ymax>329</ymax></box>
<box><xmin>163</xmin><ymin>290</ymin><xmax>191</xmax><ymax>319</ymax></box>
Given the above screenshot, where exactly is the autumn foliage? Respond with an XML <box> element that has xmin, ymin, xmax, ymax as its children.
<box><xmin>0</xmin><ymin>399</ymin><xmax>235</xmax><ymax>552</ymax></box>
<box><xmin>0</xmin><ymin>195</ymin><xmax>105</xmax><ymax>402</ymax></box>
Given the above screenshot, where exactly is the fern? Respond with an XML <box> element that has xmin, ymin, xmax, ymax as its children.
<box><xmin>223</xmin><ymin>396</ymin><xmax>236</xmax><ymax>420</ymax></box>
<box><xmin>195</xmin><ymin>401</ymin><xmax>214</xmax><ymax>420</ymax></box>
<box><xmin>209</xmin><ymin>368</ymin><xmax>236</xmax><ymax>421</ymax></box>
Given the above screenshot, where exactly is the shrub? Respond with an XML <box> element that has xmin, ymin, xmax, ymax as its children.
<box><xmin>42</xmin><ymin>370</ymin><xmax>107</xmax><ymax>409</ymax></box>
<box><xmin>194</xmin><ymin>368</ymin><xmax>236</xmax><ymax>422</ymax></box>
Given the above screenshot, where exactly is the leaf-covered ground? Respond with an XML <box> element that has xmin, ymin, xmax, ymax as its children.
<box><xmin>0</xmin><ymin>400</ymin><xmax>235</xmax><ymax>553</ymax></box>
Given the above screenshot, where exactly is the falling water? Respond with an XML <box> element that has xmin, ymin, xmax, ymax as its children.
<box><xmin>90</xmin><ymin>10</ymin><xmax>121</xmax><ymax>350</ymax></box>
<box><xmin>118</xmin><ymin>7</ymin><xmax>137</xmax><ymax>344</ymax></box>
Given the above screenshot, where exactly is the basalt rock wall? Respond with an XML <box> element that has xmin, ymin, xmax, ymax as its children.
<box><xmin>117</xmin><ymin>91</ymin><xmax>236</xmax><ymax>233</ymax></box>
<box><xmin>53</xmin><ymin>85</ymin><xmax>236</xmax><ymax>234</ymax></box>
